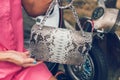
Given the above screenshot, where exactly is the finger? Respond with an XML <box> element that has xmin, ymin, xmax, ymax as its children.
<box><xmin>22</xmin><ymin>61</ymin><xmax>43</xmax><ymax>67</ymax></box>
<box><xmin>22</xmin><ymin>63</ymin><xmax>37</xmax><ymax>67</ymax></box>
<box><xmin>24</xmin><ymin>51</ymin><xmax>30</xmax><ymax>57</ymax></box>
<box><xmin>24</xmin><ymin>51</ymin><xmax>29</xmax><ymax>54</ymax></box>
<box><xmin>29</xmin><ymin>60</ymin><xmax>43</xmax><ymax>64</ymax></box>
<box><xmin>24</xmin><ymin>58</ymin><xmax>35</xmax><ymax>64</ymax></box>
<box><xmin>32</xmin><ymin>60</ymin><xmax>43</xmax><ymax>64</ymax></box>
<box><xmin>37</xmin><ymin>61</ymin><xmax>43</xmax><ymax>64</ymax></box>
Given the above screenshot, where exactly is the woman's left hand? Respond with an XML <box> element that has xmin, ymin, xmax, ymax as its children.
<box><xmin>4</xmin><ymin>50</ymin><xmax>43</xmax><ymax>67</ymax></box>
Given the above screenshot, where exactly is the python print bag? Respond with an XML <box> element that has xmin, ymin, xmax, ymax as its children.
<box><xmin>29</xmin><ymin>0</ymin><xmax>93</xmax><ymax>65</ymax></box>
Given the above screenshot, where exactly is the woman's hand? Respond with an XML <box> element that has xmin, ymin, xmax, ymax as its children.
<box><xmin>4</xmin><ymin>50</ymin><xmax>43</xmax><ymax>67</ymax></box>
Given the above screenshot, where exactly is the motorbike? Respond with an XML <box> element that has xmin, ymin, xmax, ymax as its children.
<box><xmin>64</xmin><ymin>0</ymin><xmax>120</xmax><ymax>80</ymax></box>
<box><xmin>23</xmin><ymin>0</ymin><xmax>120</xmax><ymax>80</ymax></box>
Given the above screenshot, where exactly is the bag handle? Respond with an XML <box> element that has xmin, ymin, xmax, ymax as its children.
<box><xmin>38</xmin><ymin>0</ymin><xmax>56</xmax><ymax>28</ymax></box>
<box><xmin>37</xmin><ymin>0</ymin><xmax>85</xmax><ymax>36</ymax></box>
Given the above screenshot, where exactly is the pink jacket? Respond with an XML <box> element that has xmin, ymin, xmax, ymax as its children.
<box><xmin>0</xmin><ymin>0</ymin><xmax>52</xmax><ymax>80</ymax></box>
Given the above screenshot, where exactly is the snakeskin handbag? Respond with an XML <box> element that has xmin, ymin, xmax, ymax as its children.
<box><xmin>29</xmin><ymin>0</ymin><xmax>93</xmax><ymax>65</ymax></box>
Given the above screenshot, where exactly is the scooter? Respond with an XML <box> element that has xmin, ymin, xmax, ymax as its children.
<box><xmin>64</xmin><ymin>0</ymin><xmax>120</xmax><ymax>80</ymax></box>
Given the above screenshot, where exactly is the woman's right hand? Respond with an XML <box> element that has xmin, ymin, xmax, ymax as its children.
<box><xmin>3</xmin><ymin>50</ymin><xmax>43</xmax><ymax>67</ymax></box>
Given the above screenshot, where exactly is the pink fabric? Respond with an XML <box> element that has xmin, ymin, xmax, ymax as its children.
<box><xmin>0</xmin><ymin>0</ymin><xmax>52</xmax><ymax>80</ymax></box>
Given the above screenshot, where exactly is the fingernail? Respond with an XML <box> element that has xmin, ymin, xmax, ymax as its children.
<box><xmin>33</xmin><ymin>60</ymin><xmax>37</xmax><ymax>64</ymax></box>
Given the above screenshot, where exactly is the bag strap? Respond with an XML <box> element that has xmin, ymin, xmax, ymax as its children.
<box><xmin>37</xmin><ymin>0</ymin><xmax>85</xmax><ymax>36</ymax></box>
<box><xmin>56</xmin><ymin>0</ymin><xmax>85</xmax><ymax>36</ymax></box>
<box><xmin>38</xmin><ymin>0</ymin><xmax>56</xmax><ymax>28</ymax></box>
